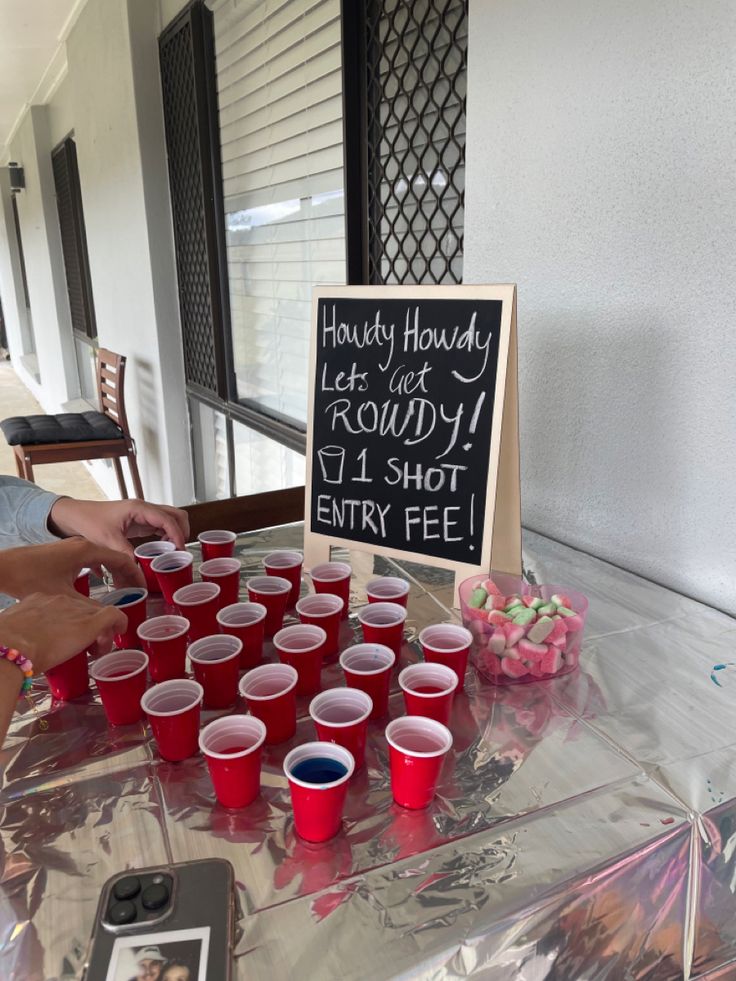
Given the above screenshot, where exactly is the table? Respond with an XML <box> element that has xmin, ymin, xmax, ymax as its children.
<box><xmin>2</xmin><ymin>525</ymin><xmax>736</xmax><ymax>980</ymax></box>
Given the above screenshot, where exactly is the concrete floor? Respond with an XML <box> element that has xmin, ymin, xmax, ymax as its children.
<box><xmin>0</xmin><ymin>361</ymin><xmax>106</xmax><ymax>500</ymax></box>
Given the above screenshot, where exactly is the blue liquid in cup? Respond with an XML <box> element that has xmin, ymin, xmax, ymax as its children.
<box><xmin>114</xmin><ymin>592</ymin><xmax>144</xmax><ymax>607</ymax></box>
<box><xmin>291</xmin><ymin>757</ymin><xmax>347</xmax><ymax>784</ymax></box>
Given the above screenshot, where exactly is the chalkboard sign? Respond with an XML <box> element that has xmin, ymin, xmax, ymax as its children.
<box><xmin>304</xmin><ymin>285</ymin><xmax>521</xmax><ymax>598</ymax></box>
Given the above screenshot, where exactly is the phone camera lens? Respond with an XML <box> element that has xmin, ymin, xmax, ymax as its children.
<box><xmin>109</xmin><ymin>900</ymin><xmax>136</xmax><ymax>925</ymax></box>
<box><xmin>152</xmin><ymin>874</ymin><xmax>164</xmax><ymax>885</ymax></box>
<box><xmin>141</xmin><ymin>883</ymin><xmax>170</xmax><ymax>910</ymax></box>
<box><xmin>113</xmin><ymin>876</ymin><xmax>141</xmax><ymax>901</ymax></box>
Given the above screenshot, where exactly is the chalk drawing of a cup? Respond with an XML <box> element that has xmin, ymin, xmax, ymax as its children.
<box><xmin>317</xmin><ymin>445</ymin><xmax>346</xmax><ymax>485</ymax></box>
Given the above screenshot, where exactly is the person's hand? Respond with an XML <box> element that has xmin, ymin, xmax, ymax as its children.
<box><xmin>0</xmin><ymin>538</ymin><xmax>145</xmax><ymax>600</ymax></box>
<box><xmin>0</xmin><ymin>593</ymin><xmax>127</xmax><ymax>670</ymax></box>
<box><xmin>48</xmin><ymin>498</ymin><xmax>190</xmax><ymax>554</ymax></box>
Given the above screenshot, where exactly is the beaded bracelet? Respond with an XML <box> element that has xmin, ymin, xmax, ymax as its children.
<box><xmin>0</xmin><ymin>643</ymin><xmax>34</xmax><ymax>694</ymax></box>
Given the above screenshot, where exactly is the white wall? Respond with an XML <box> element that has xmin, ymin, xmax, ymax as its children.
<box><xmin>0</xmin><ymin>0</ymin><xmax>196</xmax><ymax>504</ymax></box>
<box><xmin>464</xmin><ymin>0</ymin><xmax>736</xmax><ymax>614</ymax></box>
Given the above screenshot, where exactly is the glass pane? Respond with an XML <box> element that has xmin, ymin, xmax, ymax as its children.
<box><xmin>189</xmin><ymin>398</ymin><xmax>231</xmax><ymax>502</ymax></box>
<box><xmin>233</xmin><ymin>420</ymin><xmax>305</xmax><ymax>497</ymax></box>
<box><xmin>74</xmin><ymin>336</ymin><xmax>97</xmax><ymax>402</ymax></box>
<box><xmin>215</xmin><ymin>0</ymin><xmax>345</xmax><ymax>428</ymax></box>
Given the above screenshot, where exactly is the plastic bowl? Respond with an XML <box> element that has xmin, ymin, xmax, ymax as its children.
<box><xmin>459</xmin><ymin>571</ymin><xmax>588</xmax><ymax>685</ymax></box>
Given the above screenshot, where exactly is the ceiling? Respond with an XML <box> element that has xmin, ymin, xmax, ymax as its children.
<box><xmin>0</xmin><ymin>0</ymin><xmax>81</xmax><ymax>157</ymax></box>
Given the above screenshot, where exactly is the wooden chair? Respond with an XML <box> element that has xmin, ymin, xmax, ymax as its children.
<box><xmin>0</xmin><ymin>348</ymin><xmax>144</xmax><ymax>499</ymax></box>
<box><xmin>182</xmin><ymin>486</ymin><xmax>305</xmax><ymax>540</ymax></box>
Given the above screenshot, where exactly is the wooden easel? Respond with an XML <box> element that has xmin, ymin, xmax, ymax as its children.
<box><xmin>303</xmin><ymin>284</ymin><xmax>521</xmax><ymax>607</ymax></box>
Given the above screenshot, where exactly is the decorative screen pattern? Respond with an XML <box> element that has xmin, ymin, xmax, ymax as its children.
<box><xmin>364</xmin><ymin>0</ymin><xmax>467</xmax><ymax>285</ymax></box>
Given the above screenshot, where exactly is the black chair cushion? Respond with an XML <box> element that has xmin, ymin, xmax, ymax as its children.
<box><xmin>0</xmin><ymin>412</ymin><xmax>124</xmax><ymax>447</ymax></box>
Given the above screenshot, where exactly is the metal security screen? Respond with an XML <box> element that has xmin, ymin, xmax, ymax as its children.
<box><xmin>344</xmin><ymin>0</ymin><xmax>467</xmax><ymax>285</ymax></box>
<box><xmin>51</xmin><ymin>137</ymin><xmax>97</xmax><ymax>339</ymax></box>
<box><xmin>159</xmin><ymin>3</ymin><xmax>231</xmax><ymax>398</ymax></box>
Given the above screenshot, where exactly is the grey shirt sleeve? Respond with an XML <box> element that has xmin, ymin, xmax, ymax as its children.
<box><xmin>0</xmin><ymin>476</ymin><xmax>63</xmax><ymax>549</ymax></box>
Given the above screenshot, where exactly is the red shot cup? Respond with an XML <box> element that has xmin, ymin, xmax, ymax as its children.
<box><xmin>283</xmin><ymin>741</ymin><xmax>355</xmax><ymax>843</ymax></box>
<box><xmin>357</xmin><ymin>602</ymin><xmax>407</xmax><ymax>660</ymax></box>
<box><xmin>151</xmin><ymin>550</ymin><xmax>193</xmax><ymax>605</ymax></box>
<box><xmin>74</xmin><ymin>568</ymin><xmax>90</xmax><ymax>597</ymax></box>
<box><xmin>366</xmin><ymin>576</ymin><xmax>410</xmax><ymax>608</ymax></box>
<box><xmin>199</xmin><ymin>714</ymin><xmax>266</xmax><ymax>808</ymax></box>
<box><xmin>339</xmin><ymin>643</ymin><xmax>395</xmax><ymax>719</ymax></box>
<box><xmin>90</xmin><ymin>650</ymin><xmax>149</xmax><ymax>726</ymax></box>
<box><xmin>217</xmin><ymin>602</ymin><xmax>266</xmax><ymax>669</ymax></box>
<box><xmin>273</xmin><ymin>624</ymin><xmax>326</xmax><ymax>696</ymax></box>
<box><xmin>309</xmin><ymin>688</ymin><xmax>372</xmax><ymax>769</ymax></box>
<box><xmin>385</xmin><ymin>716</ymin><xmax>453</xmax><ymax>810</ymax></box>
<box><xmin>141</xmin><ymin>679</ymin><xmax>203</xmax><ymax>762</ymax></box>
<box><xmin>198</xmin><ymin>529</ymin><xmax>236</xmax><ymax>561</ymax></box>
<box><xmin>200</xmin><ymin>558</ymin><xmax>242</xmax><ymax>608</ymax></box>
<box><xmin>239</xmin><ymin>663</ymin><xmax>298</xmax><ymax>745</ymax></box>
<box><xmin>246</xmin><ymin>576</ymin><xmax>291</xmax><ymax>637</ymax></box>
<box><xmin>137</xmin><ymin>615</ymin><xmax>190</xmax><ymax>683</ymax></box>
<box><xmin>101</xmin><ymin>587</ymin><xmax>147</xmax><ymax>649</ymax></box>
<box><xmin>46</xmin><ymin>650</ymin><xmax>89</xmax><ymax>701</ymax></box>
<box><xmin>399</xmin><ymin>663</ymin><xmax>458</xmax><ymax>727</ymax></box>
<box><xmin>264</xmin><ymin>550</ymin><xmax>303</xmax><ymax>607</ymax></box>
<box><xmin>418</xmin><ymin>624</ymin><xmax>473</xmax><ymax>691</ymax></box>
<box><xmin>134</xmin><ymin>541</ymin><xmax>175</xmax><ymax>594</ymax></box>
<box><xmin>296</xmin><ymin>594</ymin><xmax>343</xmax><ymax>662</ymax></box>
<box><xmin>310</xmin><ymin>562</ymin><xmax>351</xmax><ymax>618</ymax></box>
<box><xmin>173</xmin><ymin>582</ymin><xmax>221</xmax><ymax>642</ymax></box>
<box><xmin>188</xmin><ymin>635</ymin><xmax>242</xmax><ymax>710</ymax></box>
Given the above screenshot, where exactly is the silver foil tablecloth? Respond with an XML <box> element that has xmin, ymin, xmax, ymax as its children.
<box><xmin>2</xmin><ymin>525</ymin><xmax>736</xmax><ymax>980</ymax></box>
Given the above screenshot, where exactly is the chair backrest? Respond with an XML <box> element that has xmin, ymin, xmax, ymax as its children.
<box><xmin>96</xmin><ymin>348</ymin><xmax>131</xmax><ymax>436</ymax></box>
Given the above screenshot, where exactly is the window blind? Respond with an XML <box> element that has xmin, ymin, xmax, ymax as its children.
<box><xmin>211</xmin><ymin>0</ymin><xmax>345</xmax><ymax>426</ymax></box>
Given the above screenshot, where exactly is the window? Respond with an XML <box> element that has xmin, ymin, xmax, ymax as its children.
<box><xmin>213</xmin><ymin>0</ymin><xmax>345</xmax><ymax>428</ymax></box>
<box><xmin>343</xmin><ymin>0</ymin><xmax>467</xmax><ymax>285</ymax></box>
<box><xmin>51</xmin><ymin>136</ymin><xmax>97</xmax><ymax>339</ymax></box>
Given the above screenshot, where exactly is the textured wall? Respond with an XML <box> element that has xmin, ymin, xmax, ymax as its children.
<box><xmin>464</xmin><ymin>0</ymin><xmax>736</xmax><ymax>612</ymax></box>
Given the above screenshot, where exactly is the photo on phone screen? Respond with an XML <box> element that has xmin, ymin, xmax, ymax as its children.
<box><xmin>104</xmin><ymin>927</ymin><xmax>210</xmax><ymax>981</ymax></box>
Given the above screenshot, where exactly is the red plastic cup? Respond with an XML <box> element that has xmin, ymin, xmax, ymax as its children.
<box><xmin>273</xmin><ymin>624</ymin><xmax>326</xmax><ymax>696</ymax></box>
<box><xmin>188</xmin><ymin>635</ymin><xmax>242</xmax><ymax>710</ymax></box>
<box><xmin>141</xmin><ymin>679</ymin><xmax>203</xmax><ymax>762</ymax></box>
<box><xmin>283</xmin><ymin>741</ymin><xmax>355</xmax><ymax>843</ymax></box>
<box><xmin>399</xmin><ymin>662</ymin><xmax>458</xmax><ymax>726</ymax></box>
<box><xmin>101</xmin><ymin>587</ymin><xmax>148</xmax><ymax>650</ymax></box>
<box><xmin>264</xmin><ymin>550</ymin><xmax>303</xmax><ymax>607</ymax></box>
<box><xmin>419</xmin><ymin>624</ymin><xmax>473</xmax><ymax>691</ymax></box>
<box><xmin>296</xmin><ymin>594</ymin><xmax>343</xmax><ymax>662</ymax></box>
<box><xmin>309</xmin><ymin>688</ymin><xmax>372</xmax><ymax>769</ymax></box>
<box><xmin>357</xmin><ymin>602</ymin><xmax>407</xmax><ymax>659</ymax></box>
<box><xmin>199</xmin><ymin>714</ymin><xmax>266</xmax><ymax>808</ymax></box>
<box><xmin>198</xmin><ymin>529</ymin><xmax>236</xmax><ymax>561</ymax></box>
<box><xmin>46</xmin><ymin>650</ymin><xmax>89</xmax><ymax>700</ymax></box>
<box><xmin>90</xmin><ymin>650</ymin><xmax>149</xmax><ymax>725</ymax></box>
<box><xmin>366</xmin><ymin>576</ymin><xmax>410</xmax><ymax>607</ymax></box>
<box><xmin>134</xmin><ymin>541</ymin><xmax>176</xmax><ymax>594</ymax></box>
<box><xmin>239</xmin><ymin>663</ymin><xmax>297</xmax><ymax>745</ymax></box>
<box><xmin>151</xmin><ymin>550</ymin><xmax>193</xmax><ymax>605</ymax></box>
<box><xmin>385</xmin><ymin>716</ymin><xmax>453</xmax><ymax>809</ymax></box>
<box><xmin>173</xmin><ymin>582</ymin><xmax>221</xmax><ymax>642</ymax></box>
<box><xmin>310</xmin><ymin>562</ymin><xmax>351</xmax><ymax>618</ymax></box>
<box><xmin>339</xmin><ymin>643</ymin><xmax>395</xmax><ymax>720</ymax></box>
<box><xmin>201</xmin><ymin>558</ymin><xmax>242</xmax><ymax>608</ymax></box>
<box><xmin>74</xmin><ymin>568</ymin><xmax>90</xmax><ymax>597</ymax></box>
<box><xmin>217</xmin><ymin>602</ymin><xmax>266</xmax><ymax>669</ymax></box>
<box><xmin>246</xmin><ymin>576</ymin><xmax>291</xmax><ymax>637</ymax></box>
<box><xmin>137</xmin><ymin>615</ymin><xmax>190</xmax><ymax>683</ymax></box>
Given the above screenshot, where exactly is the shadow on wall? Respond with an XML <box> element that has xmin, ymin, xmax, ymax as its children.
<box><xmin>131</xmin><ymin>355</ymin><xmax>162</xmax><ymax>497</ymax></box>
<box><xmin>519</xmin><ymin>306</ymin><xmax>688</xmax><ymax>574</ymax></box>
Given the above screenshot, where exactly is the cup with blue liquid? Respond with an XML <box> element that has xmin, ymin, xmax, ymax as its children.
<box><xmin>283</xmin><ymin>742</ymin><xmax>355</xmax><ymax>842</ymax></box>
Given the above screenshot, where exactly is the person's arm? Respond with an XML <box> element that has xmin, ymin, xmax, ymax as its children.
<box><xmin>48</xmin><ymin>498</ymin><xmax>190</xmax><ymax>554</ymax></box>
<box><xmin>0</xmin><ymin>476</ymin><xmax>61</xmax><ymax>549</ymax></box>
<box><xmin>0</xmin><ymin>592</ymin><xmax>127</xmax><ymax>745</ymax></box>
<box><xmin>0</xmin><ymin>538</ymin><xmax>145</xmax><ymax>600</ymax></box>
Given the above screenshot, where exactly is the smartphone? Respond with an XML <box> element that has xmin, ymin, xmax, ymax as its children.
<box><xmin>82</xmin><ymin>859</ymin><xmax>235</xmax><ymax>981</ymax></box>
